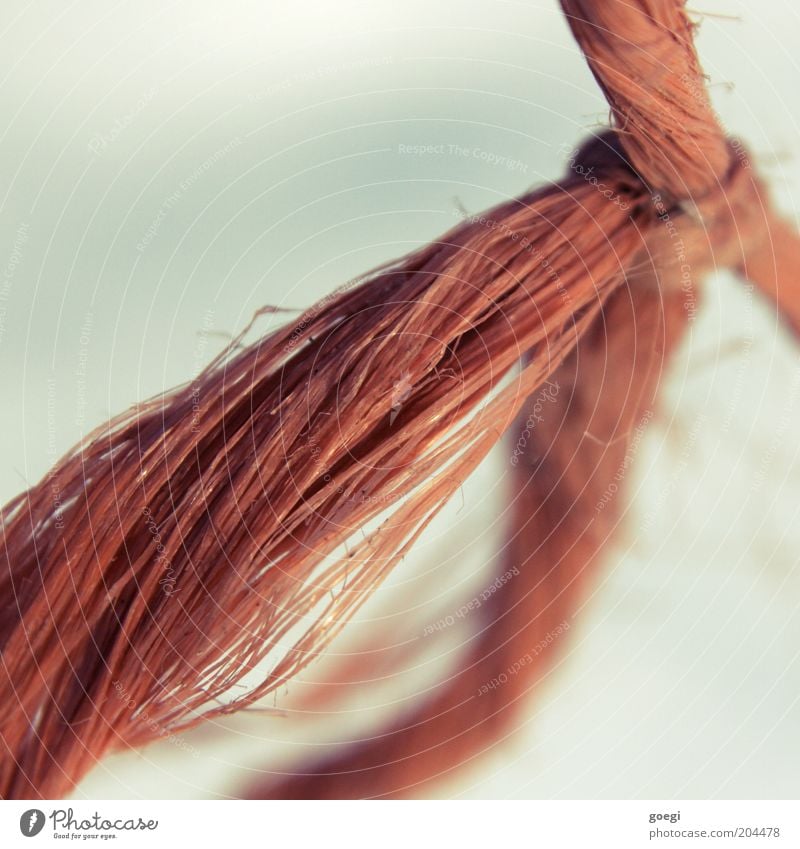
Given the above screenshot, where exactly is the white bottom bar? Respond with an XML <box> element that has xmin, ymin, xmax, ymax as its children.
<box><xmin>1</xmin><ymin>800</ymin><xmax>797</xmax><ymax>848</ymax></box>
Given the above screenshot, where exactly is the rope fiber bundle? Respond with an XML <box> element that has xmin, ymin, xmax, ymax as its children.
<box><xmin>1</xmin><ymin>0</ymin><xmax>798</xmax><ymax>799</ymax></box>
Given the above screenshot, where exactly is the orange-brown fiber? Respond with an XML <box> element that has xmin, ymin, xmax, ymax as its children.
<box><xmin>246</xmin><ymin>275</ymin><xmax>691</xmax><ymax>800</ymax></box>
<box><xmin>561</xmin><ymin>0</ymin><xmax>800</xmax><ymax>333</ymax></box>
<box><xmin>247</xmin><ymin>152</ymin><xmax>780</xmax><ymax>800</ymax></box>
<box><xmin>560</xmin><ymin>0</ymin><xmax>731</xmax><ymax>198</ymax></box>
<box><xmin>1</xmin><ymin>0</ymin><xmax>799</xmax><ymax>800</ymax></box>
<box><xmin>0</xmin><ymin>141</ymin><xmax>657</xmax><ymax>799</ymax></box>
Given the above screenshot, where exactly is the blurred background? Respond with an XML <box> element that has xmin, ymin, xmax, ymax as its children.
<box><xmin>1</xmin><ymin>0</ymin><xmax>799</xmax><ymax>798</ymax></box>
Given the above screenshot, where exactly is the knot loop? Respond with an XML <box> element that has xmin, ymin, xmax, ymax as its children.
<box><xmin>561</xmin><ymin>0</ymin><xmax>731</xmax><ymax>199</ymax></box>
